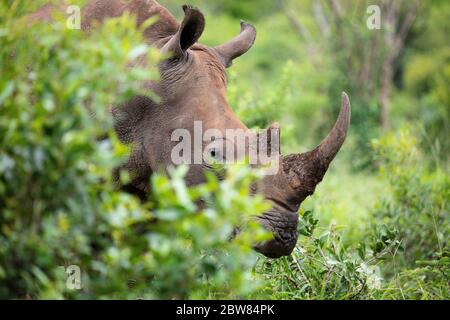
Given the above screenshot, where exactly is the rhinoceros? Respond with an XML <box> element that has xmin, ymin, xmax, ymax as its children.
<box><xmin>31</xmin><ymin>0</ymin><xmax>351</xmax><ymax>258</ymax></box>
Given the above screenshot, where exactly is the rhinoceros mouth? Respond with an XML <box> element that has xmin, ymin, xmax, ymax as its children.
<box><xmin>254</xmin><ymin>210</ymin><xmax>299</xmax><ymax>258</ymax></box>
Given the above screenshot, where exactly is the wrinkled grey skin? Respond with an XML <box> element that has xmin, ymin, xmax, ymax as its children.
<box><xmin>31</xmin><ymin>0</ymin><xmax>351</xmax><ymax>258</ymax></box>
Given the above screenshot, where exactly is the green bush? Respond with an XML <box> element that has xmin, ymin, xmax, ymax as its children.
<box><xmin>254</xmin><ymin>210</ymin><xmax>400</xmax><ymax>300</ymax></box>
<box><xmin>372</xmin><ymin>130</ymin><xmax>449</xmax><ymax>268</ymax></box>
<box><xmin>0</xmin><ymin>1</ymin><xmax>158</xmax><ymax>298</ymax></box>
<box><xmin>369</xmin><ymin>129</ymin><xmax>449</xmax><ymax>299</ymax></box>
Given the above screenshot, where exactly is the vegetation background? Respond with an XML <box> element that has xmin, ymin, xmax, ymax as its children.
<box><xmin>0</xmin><ymin>0</ymin><xmax>448</xmax><ymax>299</ymax></box>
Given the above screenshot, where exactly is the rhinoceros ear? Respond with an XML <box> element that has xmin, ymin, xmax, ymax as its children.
<box><xmin>214</xmin><ymin>21</ymin><xmax>256</xmax><ymax>67</ymax></box>
<box><xmin>162</xmin><ymin>5</ymin><xmax>205</xmax><ymax>58</ymax></box>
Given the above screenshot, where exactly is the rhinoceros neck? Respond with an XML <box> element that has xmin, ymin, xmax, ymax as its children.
<box><xmin>79</xmin><ymin>0</ymin><xmax>179</xmax><ymax>48</ymax></box>
<box><xmin>129</xmin><ymin>0</ymin><xmax>180</xmax><ymax>48</ymax></box>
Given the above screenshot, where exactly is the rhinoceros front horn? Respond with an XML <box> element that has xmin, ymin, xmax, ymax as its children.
<box><xmin>282</xmin><ymin>92</ymin><xmax>351</xmax><ymax>203</ymax></box>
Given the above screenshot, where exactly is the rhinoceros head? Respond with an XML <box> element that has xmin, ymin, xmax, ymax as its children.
<box><xmin>112</xmin><ymin>1</ymin><xmax>351</xmax><ymax>258</ymax></box>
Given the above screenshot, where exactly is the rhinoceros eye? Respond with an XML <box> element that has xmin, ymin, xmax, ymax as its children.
<box><xmin>205</xmin><ymin>147</ymin><xmax>223</xmax><ymax>165</ymax></box>
<box><xmin>204</xmin><ymin>139</ymin><xmax>226</xmax><ymax>166</ymax></box>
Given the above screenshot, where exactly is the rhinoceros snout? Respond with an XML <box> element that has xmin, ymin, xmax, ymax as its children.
<box><xmin>254</xmin><ymin>211</ymin><xmax>299</xmax><ymax>258</ymax></box>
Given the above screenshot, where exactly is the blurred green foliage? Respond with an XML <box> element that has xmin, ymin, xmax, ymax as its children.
<box><xmin>0</xmin><ymin>0</ymin><xmax>449</xmax><ymax>300</ymax></box>
<box><xmin>369</xmin><ymin>130</ymin><xmax>449</xmax><ymax>299</ymax></box>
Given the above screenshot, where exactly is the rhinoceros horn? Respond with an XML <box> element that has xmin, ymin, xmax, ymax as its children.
<box><xmin>281</xmin><ymin>92</ymin><xmax>351</xmax><ymax>203</ymax></box>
